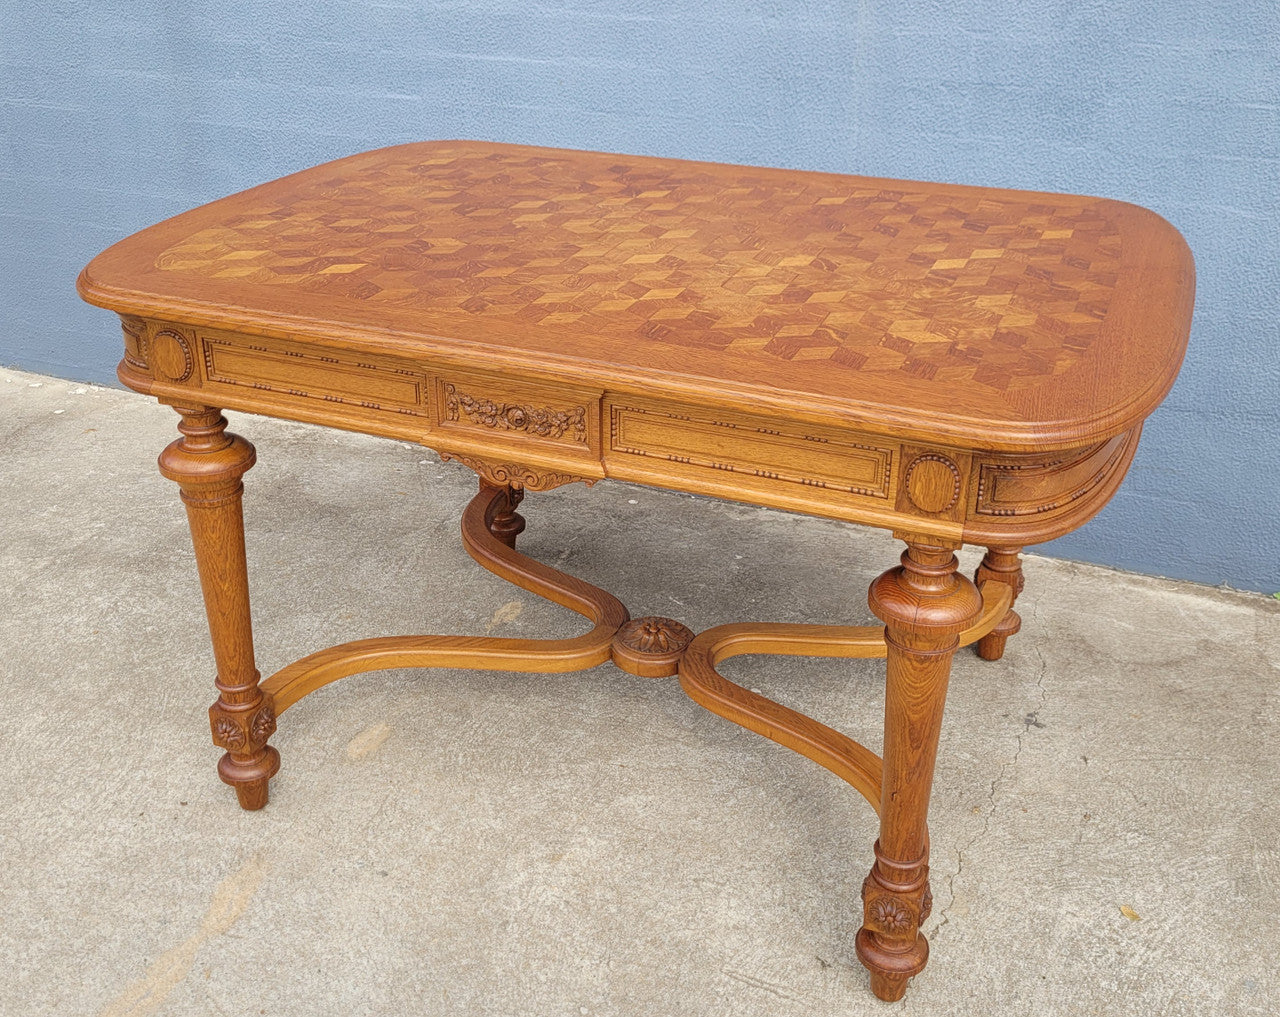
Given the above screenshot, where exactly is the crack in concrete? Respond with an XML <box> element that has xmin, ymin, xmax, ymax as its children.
<box><xmin>722</xmin><ymin>967</ymin><xmax>812</xmax><ymax>1004</ymax></box>
<box><xmin>934</xmin><ymin>589</ymin><xmax>1049</xmax><ymax>942</ymax></box>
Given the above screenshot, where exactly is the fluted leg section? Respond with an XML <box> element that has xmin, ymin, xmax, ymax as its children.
<box><xmin>158</xmin><ymin>406</ymin><xmax>278</xmax><ymax>810</ymax></box>
<box><xmin>857</xmin><ymin>541</ymin><xmax>982</xmax><ymax>1001</ymax></box>
<box><xmin>973</xmin><ymin>546</ymin><xmax>1024</xmax><ymax>660</ymax></box>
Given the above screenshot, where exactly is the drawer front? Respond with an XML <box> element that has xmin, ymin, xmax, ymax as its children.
<box><xmin>606</xmin><ymin>398</ymin><xmax>895</xmax><ymax>503</ymax></box>
<box><xmin>432</xmin><ymin>372</ymin><xmax>601</xmax><ymax>456</ymax></box>
<box><xmin>200</xmin><ymin>330</ymin><xmax>428</xmax><ymax>417</ymax></box>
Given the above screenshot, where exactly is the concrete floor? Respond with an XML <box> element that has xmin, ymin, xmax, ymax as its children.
<box><xmin>1</xmin><ymin>366</ymin><xmax>1276</xmax><ymax>1017</ymax></box>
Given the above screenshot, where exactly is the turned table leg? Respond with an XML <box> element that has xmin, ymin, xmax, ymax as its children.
<box><xmin>974</xmin><ymin>546</ymin><xmax>1024</xmax><ymax>660</ymax></box>
<box><xmin>482</xmin><ymin>480</ymin><xmax>526</xmax><ymax>548</ymax></box>
<box><xmin>858</xmin><ymin>540</ymin><xmax>982</xmax><ymax>1001</ymax></box>
<box><xmin>158</xmin><ymin>405</ymin><xmax>279</xmax><ymax>810</ymax></box>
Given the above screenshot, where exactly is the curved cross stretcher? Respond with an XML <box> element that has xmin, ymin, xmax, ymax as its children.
<box><xmin>260</xmin><ymin>480</ymin><xmax>1012</xmax><ymax>827</ymax></box>
<box><xmin>261</xmin><ymin>484</ymin><xmax>629</xmax><ymax>711</ymax></box>
<box><xmin>678</xmin><ymin>583</ymin><xmax>1012</xmax><ymax>813</ymax></box>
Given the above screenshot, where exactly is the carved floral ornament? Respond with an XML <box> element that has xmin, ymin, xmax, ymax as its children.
<box><xmin>212</xmin><ymin>714</ymin><xmax>245</xmax><ymax>750</ymax></box>
<box><xmin>869</xmin><ymin>897</ymin><xmax>914</xmax><ymax>933</ymax></box>
<box><xmin>444</xmin><ymin>383</ymin><xmax>588</xmax><ymax>444</ymax></box>
<box><xmin>211</xmin><ymin>701</ymin><xmax>276</xmax><ymax>752</ymax></box>
<box><xmin>862</xmin><ymin>874</ymin><xmax>930</xmax><ymax>929</ymax></box>
<box><xmin>616</xmin><ymin>616</ymin><xmax>694</xmax><ymax>655</ymax></box>
<box><xmin>251</xmin><ymin>702</ymin><xmax>277</xmax><ymax>743</ymax></box>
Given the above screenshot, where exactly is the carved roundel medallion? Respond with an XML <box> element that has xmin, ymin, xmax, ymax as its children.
<box><xmin>904</xmin><ymin>453</ymin><xmax>961</xmax><ymax>514</ymax></box>
<box><xmin>617</xmin><ymin>616</ymin><xmax>694</xmax><ymax>655</ymax></box>
<box><xmin>611</xmin><ymin>616</ymin><xmax>694</xmax><ymax>678</ymax></box>
<box><xmin>150</xmin><ymin>329</ymin><xmax>194</xmax><ymax>382</ymax></box>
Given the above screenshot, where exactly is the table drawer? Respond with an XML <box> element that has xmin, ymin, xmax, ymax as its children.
<box><xmin>431</xmin><ymin>372</ymin><xmax>600</xmax><ymax>455</ymax></box>
<box><xmin>201</xmin><ymin>333</ymin><xmax>427</xmax><ymax>414</ymax></box>
<box><xmin>606</xmin><ymin>398</ymin><xmax>894</xmax><ymax>502</ymax></box>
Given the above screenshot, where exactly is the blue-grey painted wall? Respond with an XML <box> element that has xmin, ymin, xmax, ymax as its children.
<box><xmin>2</xmin><ymin>2</ymin><xmax>1276</xmax><ymax>590</ymax></box>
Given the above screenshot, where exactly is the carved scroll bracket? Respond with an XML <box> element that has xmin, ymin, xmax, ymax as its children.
<box><xmin>438</xmin><ymin>451</ymin><xmax>596</xmax><ymax>492</ymax></box>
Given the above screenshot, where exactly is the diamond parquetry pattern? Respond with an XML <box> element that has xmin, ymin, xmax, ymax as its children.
<box><xmin>155</xmin><ymin>144</ymin><xmax>1122</xmax><ymax>393</ymax></box>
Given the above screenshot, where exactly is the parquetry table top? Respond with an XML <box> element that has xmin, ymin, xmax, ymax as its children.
<box><xmin>79</xmin><ymin>141</ymin><xmax>1193</xmax><ymax>450</ymax></box>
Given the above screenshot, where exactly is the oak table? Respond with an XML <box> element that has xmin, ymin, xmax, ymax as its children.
<box><xmin>78</xmin><ymin>142</ymin><xmax>1193</xmax><ymax>1001</ymax></box>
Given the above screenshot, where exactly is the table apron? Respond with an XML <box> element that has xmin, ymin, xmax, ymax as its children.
<box><xmin>118</xmin><ymin>316</ymin><xmax>1141</xmax><ymax>547</ymax></box>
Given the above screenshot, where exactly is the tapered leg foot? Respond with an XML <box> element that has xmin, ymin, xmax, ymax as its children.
<box><xmin>220</xmin><ymin>752</ymin><xmax>280</xmax><ymax>813</ymax></box>
<box><xmin>868</xmin><ymin>968</ymin><xmax>911</xmax><ymax>1003</ymax></box>
<box><xmin>215</xmin><ymin>734</ymin><xmax>281</xmax><ymax>810</ymax></box>
<box><xmin>210</xmin><ymin>686</ymin><xmax>280</xmax><ymax>810</ymax></box>
<box><xmin>975</xmin><ymin>613</ymin><xmax>1021</xmax><ymax>660</ymax></box>
<box><xmin>974</xmin><ymin>546</ymin><xmax>1024</xmax><ymax>660</ymax></box>
<box><xmin>233</xmin><ymin>780</ymin><xmax>270</xmax><ymax>811</ymax></box>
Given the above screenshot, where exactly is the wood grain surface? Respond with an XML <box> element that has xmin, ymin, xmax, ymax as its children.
<box><xmin>79</xmin><ymin>141</ymin><xmax>1194</xmax><ymax>452</ymax></box>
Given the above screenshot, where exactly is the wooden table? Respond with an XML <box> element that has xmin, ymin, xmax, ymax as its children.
<box><xmin>78</xmin><ymin>142</ymin><xmax>1193</xmax><ymax>1001</ymax></box>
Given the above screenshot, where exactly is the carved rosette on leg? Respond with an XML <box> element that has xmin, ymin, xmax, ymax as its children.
<box><xmin>974</xmin><ymin>546</ymin><xmax>1024</xmax><ymax>660</ymax></box>
<box><xmin>158</xmin><ymin>406</ymin><xmax>279</xmax><ymax>810</ymax></box>
<box><xmin>859</xmin><ymin>541</ymin><xmax>982</xmax><ymax>1001</ymax></box>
